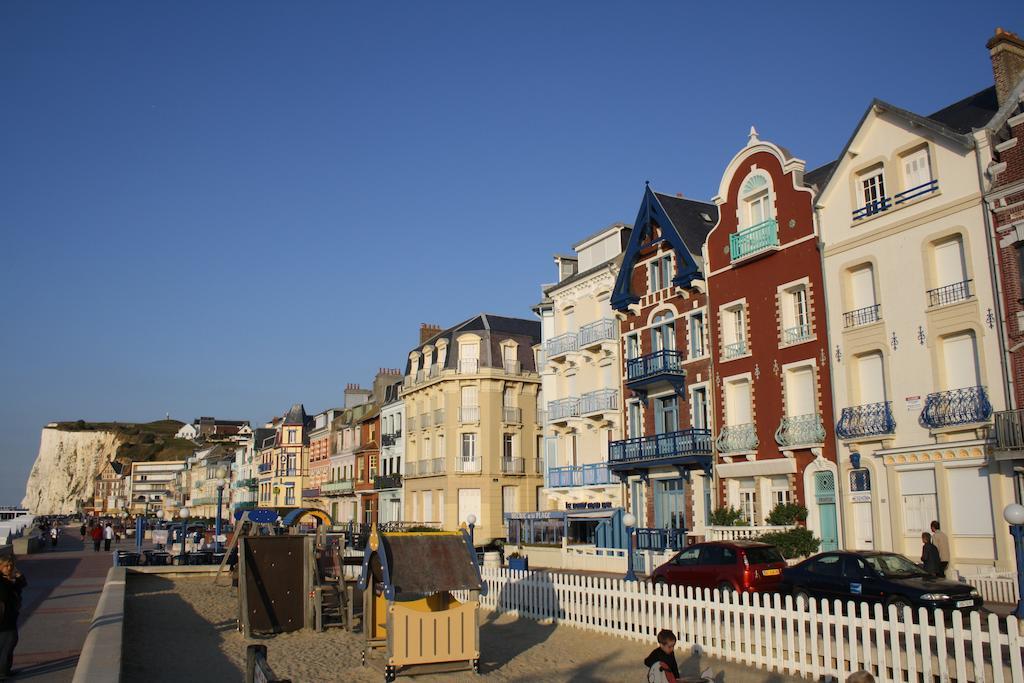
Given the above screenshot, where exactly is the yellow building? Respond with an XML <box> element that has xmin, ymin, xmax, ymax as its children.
<box><xmin>257</xmin><ymin>404</ymin><xmax>311</xmax><ymax>512</ymax></box>
<box><xmin>402</xmin><ymin>316</ymin><xmax>543</xmax><ymax>544</ymax></box>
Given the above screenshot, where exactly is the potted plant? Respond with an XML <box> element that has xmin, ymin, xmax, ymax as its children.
<box><xmin>507</xmin><ymin>551</ymin><xmax>529</xmax><ymax>571</ymax></box>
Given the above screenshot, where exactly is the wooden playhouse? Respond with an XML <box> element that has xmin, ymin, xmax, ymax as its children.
<box><xmin>357</xmin><ymin>527</ymin><xmax>487</xmax><ymax>681</ymax></box>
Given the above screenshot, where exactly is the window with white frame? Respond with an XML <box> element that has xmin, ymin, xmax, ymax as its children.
<box><xmin>738</xmin><ymin>479</ymin><xmax>757</xmax><ymax>524</ymax></box>
<box><xmin>648</xmin><ymin>255</ymin><xmax>672</xmax><ymax>292</ymax></box>
<box><xmin>855</xmin><ymin>351</ymin><xmax>887</xmax><ymax>405</ymax></box>
<box><xmin>740</xmin><ymin>173</ymin><xmax>772</xmax><ymax>228</ymax></box>
<box><xmin>725</xmin><ymin>378</ymin><xmax>752</xmax><ymax>426</ymax></box>
<box><xmin>502</xmin><ymin>344</ymin><xmax>519</xmax><ymax>373</ymax></box>
<box><xmin>929</xmin><ymin>235</ymin><xmax>969</xmax><ymax>306</ymax></box>
<box><xmin>846</xmin><ymin>264</ymin><xmax>878</xmax><ymax>325</ymax></box>
<box><xmin>940</xmin><ymin>331</ymin><xmax>980</xmax><ymax>391</ymax></box>
<box><xmin>653</xmin><ymin>395</ymin><xmax>679</xmax><ymax>434</ymax></box>
<box><xmin>502</xmin><ymin>486</ymin><xmax>517</xmax><ymax>519</ymax></box>
<box><xmin>690</xmin><ymin>385</ymin><xmax>709</xmax><ymax>430</ymax></box>
<box><xmin>783</xmin><ymin>365</ymin><xmax>816</xmax><ymax>418</ymax></box>
<box><xmin>722</xmin><ymin>304</ymin><xmax>747</xmax><ymax>358</ymax></box>
<box><xmin>688</xmin><ymin>310</ymin><xmax>706</xmax><ymax>358</ymax></box>
<box><xmin>459</xmin><ymin>340</ymin><xmax>480</xmax><ymax>373</ymax></box>
<box><xmin>899</xmin><ymin>469</ymin><xmax>937</xmax><ymax>535</ymax></box>
<box><xmin>625</xmin><ymin>333</ymin><xmax>640</xmax><ymax>360</ymax></box>
<box><xmin>901</xmin><ymin>147</ymin><xmax>932</xmax><ymax>190</ymax></box>
<box><xmin>651</xmin><ymin>312</ymin><xmax>675</xmax><ymax>353</ymax></box>
<box><xmin>780</xmin><ymin>284</ymin><xmax>811</xmax><ymax>344</ymax></box>
<box><xmin>769</xmin><ymin>476</ymin><xmax>791</xmax><ymax>509</ymax></box>
<box><xmin>627</xmin><ymin>401</ymin><xmax>642</xmax><ymax>437</ymax></box>
<box><xmin>460</xmin><ymin>433</ymin><xmax>477</xmax><ymax>465</ymax></box>
<box><xmin>503</xmin><ymin>434</ymin><xmax>514</xmax><ymax>462</ymax></box>
<box><xmin>860</xmin><ymin>165</ymin><xmax>886</xmax><ymax>210</ymax></box>
<box><xmin>436</xmin><ymin>342</ymin><xmax>448</xmax><ymax>369</ymax></box>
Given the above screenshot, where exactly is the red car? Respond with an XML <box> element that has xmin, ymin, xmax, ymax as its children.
<box><xmin>651</xmin><ymin>540</ymin><xmax>788</xmax><ymax>593</ymax></box>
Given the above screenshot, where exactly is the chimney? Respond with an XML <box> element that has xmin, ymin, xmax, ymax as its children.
<box><xmin>988</xmin><ymin>27</ymin><xmax>1024</xmax><ymax>106</ymax></box>
<box><xmin>420</xmin><ymin>323</ymin><xmax>442</xmax><ymax>344</ymax></box>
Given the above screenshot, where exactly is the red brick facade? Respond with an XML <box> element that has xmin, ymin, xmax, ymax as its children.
<box><xmin>356</xmin><ymin>415</ymin><xmax>380</xmax><ymax>524</ymax></box>
<box><xmin>706</xmin><ymin>144</ymin><xmax>838</xmax><ymax>516</ymax></box>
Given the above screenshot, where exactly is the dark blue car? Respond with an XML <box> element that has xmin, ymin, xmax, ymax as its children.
<box><xmin>782</xmin><ymin>550</ymin><xmax>982</xmax><ymax>621</ymax></box>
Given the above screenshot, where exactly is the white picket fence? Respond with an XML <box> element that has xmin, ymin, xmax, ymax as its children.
<box><xmin>472</xmin><ymin>567</ymin><xmax>1024</xmax><ymax>683</ymax></box>
<box><xmin>961</xmin><ymin>570</ymin><xmax>1019</xmax><ymax>605</ymax></box>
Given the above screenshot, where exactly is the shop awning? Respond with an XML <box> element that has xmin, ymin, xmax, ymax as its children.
<box><xmin>566</xmin><ymin>508</ymin><xmax>619</xmax><ymax>521</ymax></box>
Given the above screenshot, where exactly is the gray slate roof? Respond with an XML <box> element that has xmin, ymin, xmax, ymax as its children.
<box><xmin>652</xmin><ymin>192</ymin><xmax>718</xmax><ymax>269</ymax></box>
<box><xmin>407</xmin><ymin>314</ymin><xmax>541</xmax><ymax>375</ymax></box>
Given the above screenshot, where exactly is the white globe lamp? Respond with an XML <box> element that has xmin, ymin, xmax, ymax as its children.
<box><xmin>623</xmin><ymin>513</ymin><xmax>637</xmax><ymax>529</ymax></box>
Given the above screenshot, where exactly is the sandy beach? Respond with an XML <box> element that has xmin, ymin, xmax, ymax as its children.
<box><xmin>122</xmin><ymin>575</ymin><xmax>805</xmax><ymax>682</ymax></box>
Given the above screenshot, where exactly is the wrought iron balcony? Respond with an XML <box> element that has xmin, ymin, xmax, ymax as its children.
<box><xmin>428</xmin><ymin>363</ymin><xmax>441</xmax><ymax>378</ymax></box>
<box><xmin>609</xmin><ymin>428</ymin><xmax>712</xmax><ymax>468</ymax></box>
<box><xmin>625</xmin><ymin>350</ymin><xmax>685</xmax><ymax>385</ymax></box>
<box><xmin>580</xmin><ymin>389</ymin><xmax>619</xmax><ymax>416</ymax></box>
<box><xmin>373</xmin><ymin>473</ymin><xmax>402</xmax><ymax>490</ymax></box>
<box><xmin>419</xmin><ymin>414</ymin><xmax>431</xmax><ymax>430</ymax></box>
<box><xmin>190</xmin><ymin>496</ymin><xmax>219</xmax><ymax>506</ymax></box>
<box><xmin>536</xmin><ymin>408</ymin><xmax>547</xmax><ymax>424</ymax></box>
<box><xmin>578</xmin><ymin>319</ymin><xmax>616</xmax><ymax>348</ymax></box>
<box><xmin>415</xmin><ymin>368</ymin><xmax>426</xmax><ymax>383</ymax></box>
<box><xmin>783</xmin><ymin>323</ymin><xmax>812</xmax><ymax>345</ymax></box>
<box><xmin>434</xmin><ymin>409</ymin><xmax>444</xmax><ymax>426</ymax></box>
<box><xmin>852</xmin><ymin>197</ymin><xmax>892</xmax><ymax>220</ymax></box>
<box><xmin>257</xmin><ymin>463</ymin><xmax>272</xmax><ymax>473</ymax></box>
<box><xmin>775</xmin><ymin>413</ymin><xmax>827</xmax><ymax>448</ymax></box>
<box><xmin>459</xmin><ymin>405</ymin><xmax>480</xmax><ymax>423</ymax></box>
<box><xmin>546</xmin><ymin>333</ymin><xmax>578</xmax><ymax>360</ymax></box>
<box><xmin>233</xmin><ymin>501</ymin><xmax>257</xmax><ymax>510</ymax></box>
<box><xmin>919</xmin><ymin>386</ymin><xmax>992</xmax><ymax>429</ymax></box>
<box><xmin>547</xmin><ymin>463</ymin><xmax>611</xmax><ymax>488</ymax></box>
<box><xmin>843</xmin><ymin>304</ymin><xmax>881</xmax><ymax>328</ymax></box>
<box><xmin>836</xmin><ymin>402</ymin><xmax>895</xmax><ymax>440</ymax></box>
<box><xmin>729</xmin><ymin>219</ymin><xmax>779</xmax><ymax>261</ymax></box>
<box><xmin>458</xmin><ymin>358</ymin><xmax>479</xmax><ymax>374</ymax></box>
<box><xmin>412</xmin><ymin>458</ymin><xmax>446</xmax><ymax>476</ymax></box>
<box><xmin>927</xmin><ymin>279</ymin><xmax>972</xmax><ymax>307</ymax></box>
<box><xmin>548</xmin><ymin>398</ymin><xmax>581</xmax><ymax>422</ymax></box>
<box><xmin>715</xmin><ymin>423</ymin><xmax>758</xmax><ymax>453</ymax></box>
<box><xmin>502</xmin><ymin>406</ymin><xmax>522</xmax><ymax>423</ymax></box>
<box><xmin>995</xmin><ymin>409</ymin><xmax>1024</xmax><ymax>453</ymax></box>
<box><xmin>302</xmin><ymin>487</ymin><xmax>321</xmax><ymax>498</ymax></box>
<box><xmin>455</xmin><ymin>457</ymin><xmax>480</xmax><ymax>474</ymax></box>
<box><xmin>635</xmin><ymin>528</ymin><xmax>685</xmax><ymax>552</ymax></box>
<box><xmin>503</xmin><ymin>359</ymin><xmax>521</xmax><ymax>374</ymax></box>
<box><xmin>500</xmin><ymin>457</ymin><xmax>525</xmax><ymax>475</ymax></box>
<box><xmin>723</xmin><ymin>340</ymin><xmax>748</xmax><ymax>359</ymax></box>
<box><xmin>381</xmin><ymin>433</ymin><xmax>396</xmax><ymax>447</ymax></box>
<box><xmin>894</xmin><ymin>179</ymin><xmax>938</xmax><ymax>205</ymax></box>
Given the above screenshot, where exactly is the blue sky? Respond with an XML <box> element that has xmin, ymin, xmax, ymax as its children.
<box><xmin>1</xmin><ymin>1</ymin><xmax>1021</xmax><ymax>505</ymax></box>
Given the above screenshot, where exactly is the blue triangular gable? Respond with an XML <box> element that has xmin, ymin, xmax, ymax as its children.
<box><xmin>610</xmin><ymin>185</ymin><xmax>703</xmax><ymax>311</ymax></box>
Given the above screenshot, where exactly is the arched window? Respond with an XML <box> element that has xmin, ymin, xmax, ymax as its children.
<box><xmin>740</xmin><ymin>172</ymin><xmax>772</xmax><ymax>227</ymax></box>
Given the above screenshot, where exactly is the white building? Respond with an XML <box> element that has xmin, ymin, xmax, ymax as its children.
<box><xmin>817</xmin><ymin>85</ymin><xmax>1018</xmax><ymax>573</ymax></box>
<box><xmin>230</xmin><ymin>426</ymin><xmax>260</xmax><ymax>514</ymax></box>
<box><xmin>128</xmin><ymin>460</ymin><xmax>185</xmax><ymax>516</ymax></box>
<box><xmin>535</xmin><ymin>224</ymin><xmax>630</xmax><ymax>523</ymax></box>
<box><xmin>175</xmin><ymin>423</ymin><xmax>198</xmax><ymax>441</ymax></box>
<box><xmin>378</xmin><ymin>382</ymin><xmax>405</xmax><ymax>524</ymax></box>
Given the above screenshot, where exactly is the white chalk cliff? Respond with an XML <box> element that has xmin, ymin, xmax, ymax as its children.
<box><xmin>22</xmin><ymin>427</ymin><xmax>125</xmax><ymax>514</ymax></box>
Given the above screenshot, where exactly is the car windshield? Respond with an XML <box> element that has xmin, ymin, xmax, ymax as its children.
<box><xmin>864</xmin><ymin>553</ymin><xmax>925</xmax><ymax>577</ymax></box>
<box><xmin>744</xmin><ymin>547</ymin><xmax>784</xmax><ymax>565</ymax></box>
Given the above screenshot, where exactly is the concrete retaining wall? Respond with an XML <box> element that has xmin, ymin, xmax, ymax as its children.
<box><xmin>73</xmin><ymin>567</ymin><xmax>125</xmax><ymax>683</ymax></box>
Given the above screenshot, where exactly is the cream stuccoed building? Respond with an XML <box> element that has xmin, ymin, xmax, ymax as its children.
<box><xmin>401</xmin><ymin>315</ymin><xmax>543</xmax><ymax>544</ymax></box>
<box><xmin>816</xmin><ymin>84</ymin><xmax>1018</xmax><ymax>574</ymax></box>
<box><xmin>534</xmin><ymin>224</ymin><xmax>630</xmax><ymax>521</ymax></box>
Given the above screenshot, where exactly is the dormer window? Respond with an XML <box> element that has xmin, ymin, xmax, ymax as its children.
<box><xmin>648</xmin><ymin>255</ymin><xmax>672</xmax><ymax>292</ymax></box>
<box><xmin>854</xmin><ymin>165</ymin><xmax>890</xmax><ymax>219</ymax></box>
<box><xmin>895</xmin><ymin>146</ymin><xmax>938</xmax><ymax>204</ymax></box>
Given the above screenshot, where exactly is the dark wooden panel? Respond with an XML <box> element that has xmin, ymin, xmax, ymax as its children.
<box><xmin>242</xmin><ymin>536</ymin><xmax>305</xmax><ymax>634</ymax></box>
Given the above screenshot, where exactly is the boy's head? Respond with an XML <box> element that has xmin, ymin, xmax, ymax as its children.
<box><xmin>656</xmin><ymin>629</ymin><xmax>677</xmax><ymax>652</ymax></box>
<box><xmin>847</xmin><ymin>671</ymin><xmax>876</xmax><ymax>683</ymax></box>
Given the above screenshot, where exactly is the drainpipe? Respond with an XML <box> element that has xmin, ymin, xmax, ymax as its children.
<box><xmin>974</xmin><ymin>145</ymin><xmax>1015</xmax><ymax>412</ymax></box>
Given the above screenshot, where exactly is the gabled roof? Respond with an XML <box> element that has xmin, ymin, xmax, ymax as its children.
<box><xmin>813</xmin><ymin>86</ymin><xmax>1000</xmax><ymax>198</ymax></box>
<box><xmin>610</xmin><ymin>184</ymin><xmax>715</xmax><ymax>311</ymax></box>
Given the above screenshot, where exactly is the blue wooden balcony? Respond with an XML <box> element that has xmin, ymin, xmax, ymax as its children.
<box><xmin>852</xmin><ymin>197</ymin><xmax>892</xmax><ymax>220</ymax></box>
<box><xmin>625</xmin><ymin>350</ymin><xmax>686</xmax><ymax>398</ymax></box>
<box><xmin>919</xmin><ymin>386</ymin><xmax>992</xmax><ymax>429</ymax></box>
<box><xmin>729</xmin><ymin>219</ymin><xmax>779</xmax><ymax>262</ymax></box>
<box><xmin>836</xmin><ymin>401</ymin><xmax>895</xmax><ymax>440</ymax></box>
<box><xmin>894</xmin><ymin>179</ymin><xmax>938</xmax><ymax>205</ymax></box>
<box><xmin>547</xmin><ymin>463</ymin><xmax>612</xmax><ymax>488</ymax></box>
<box><xmin>608</xmin><ymin>428</ymin><xmax>712</xmax><ymax>472</ymax></box>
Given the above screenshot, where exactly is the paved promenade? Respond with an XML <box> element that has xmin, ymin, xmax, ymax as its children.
<box><xmin>12</xmin><ymin>527</ymin><xmax>119</xmax><ymax>681</ymax></box>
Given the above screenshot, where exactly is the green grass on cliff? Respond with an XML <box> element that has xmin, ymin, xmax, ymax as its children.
<box><xmin>52</xmin><ymin>419</ymin><xmax>194</xmax><ymax>462</ymax></box>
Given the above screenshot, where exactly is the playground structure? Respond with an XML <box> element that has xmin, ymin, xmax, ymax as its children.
<box><xmin>358</xmin><ymin>526</ymin><xmax>486</xmax><ymax>682</ymax></box>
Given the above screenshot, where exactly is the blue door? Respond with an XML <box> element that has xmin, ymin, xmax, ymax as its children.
<box><xmin>815</xmin><ymin>471</ymin><xmax>839</xmax><ymax>551</ymax></box>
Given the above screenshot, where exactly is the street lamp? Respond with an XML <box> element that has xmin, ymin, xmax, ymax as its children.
<box><xmin>623</xmin><ymin>512</ymin><xmax>638</xmax><ymax>582</ymax></box>
<box><xmin>1003</xmin><ymin>503</ymin><xmax>1024</xmax><ymax>619</ymax></box>
<box><xmin>178</xmin><ymin>507</ymin><xmax>191</xmax><ymax>565</ymax></box>
<box><xmin>214</xmin><ymin>466</ymin><xmax>228</xmax><ymax>552</ymax></box>
<box><xmin>466</xmin><ymin>514</ymin><xmax>477</xmax><ymax>547</ymax></box>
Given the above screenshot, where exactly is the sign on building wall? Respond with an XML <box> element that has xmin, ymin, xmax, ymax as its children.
<box><xmin>905</xmin><ymin>395</ymin><xmax>922</xmax><ymax>411</ymax></box>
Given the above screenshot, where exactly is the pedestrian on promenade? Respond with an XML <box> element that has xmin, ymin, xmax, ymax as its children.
<box><xmin>103</xmin><ymin>523</ymin><xmax>114</xmax><ymax>552</ymax></box>
<box><xmin>79</xmin><ymin>523</ymin><xmax>86</xmax><ymax>542</ymax></box>
<box><xmin>920</xmin><ymin>532</ymin><xmax>942</xmax><ymax>577</ymax></box>
<box><xmin>49</xmin><ymin>526</ymin><xmax>58</xmax><ymax>548</ymax></box>
<box><xmin>0</xmin><ymin>555</ymin><xmax>27</xmax><ymax>680</ymax></box>
<box><xmin>929</xmin><ymin>521</ymin><xmax>950</xmax><ymax>577</ymax></box>
<box><xmin>90</xmin><ymin>525</ymin><xmax>103</xmax><ymax>552</ymax></box>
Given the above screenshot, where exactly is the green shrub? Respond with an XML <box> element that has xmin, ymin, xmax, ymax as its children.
<box><xmin>708</xmin><ymin>506</ymin><xmax>746</xmax><ymax>526</ymax></box>
<box><xmin>404</xmin><ymin>525</ymin><xmax>439</xmax><ymax>533</ymax></box>
<box><xmin>765</xmin><ymin>502</ymin><xmax>808</xmax><ymax>526</ymax></box>
<box><xmin>757</xmin><ymin>527</ymin><xmax>820</xmax><ymax>559</ymax></box>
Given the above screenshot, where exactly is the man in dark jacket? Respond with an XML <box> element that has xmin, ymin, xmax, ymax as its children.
<box><xmin>0</xmin><ymin>556</ymin><xmax>26</xmax><ymax>680</ymax></box>
<box><xmin>921</xmin><ymin>532</ymin><xmax>942</xmax><ymax>577</ymax></box>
